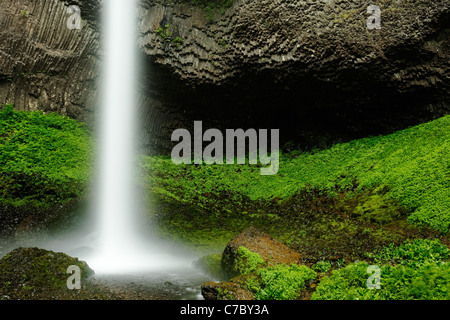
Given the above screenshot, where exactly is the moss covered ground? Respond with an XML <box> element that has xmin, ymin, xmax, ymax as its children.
<box><xmin>0</xmin><ymin>105</ymin><xmax>92</xmax><ymax>209</ymax></box>
<box><xmin>143</xmin><ymin>114</ymin><xmax>450</xmax><ymax>233</ymax></box>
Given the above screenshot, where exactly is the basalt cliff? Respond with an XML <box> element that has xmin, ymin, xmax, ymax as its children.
<box><xmin>1</xmin><ymin>0</ymin><xmax>449</xmax><ymax>152</ymax></box>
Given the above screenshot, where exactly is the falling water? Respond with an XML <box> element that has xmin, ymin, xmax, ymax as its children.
<box><xmin>90</xmin><ymin>0</ymin><xmax>141</xmax><ymax>273</ymax></box>
<box><xmin>88</xmin><ymin>0</ymin><xmax>188</xmax><ymax>274</ymax></box>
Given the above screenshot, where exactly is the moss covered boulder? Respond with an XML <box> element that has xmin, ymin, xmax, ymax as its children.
<box><xmin>222</xmin><ymin>227</ymin><xmax>301</xmax><ymax>279</ymax></box>
<box><xmin>202</xmin><ymin>228</ymin><xmax>316</xmax><ymax>300</ymax></box>
<box><xmin>0</xmin><ymin>247</ymin><xmax>110</xmax><ymax>300</ymax></box>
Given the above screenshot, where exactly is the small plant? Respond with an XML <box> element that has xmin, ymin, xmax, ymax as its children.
<box><xmin>335</xmin><ymin>258</ymin><xmax>346</xmax><ymax>267</ymax></box>
<box><xmin>172</xmin><ymin>36</ymin><xmax>184</xmax><ymax>47</ymax></box>
<box><xmin>21</xmin><ymin>10</ymin><xmax>28</xmax><ymax>18</ymax></box>
<box><xmin>312</xmin><ymin>261</ymin><xmax>332</xmax><ymax>273</ymax></box>
<box><xmin>156</xmin><ymin>24</ymin><xmax>184</xmax><ymax>47</ymax></box>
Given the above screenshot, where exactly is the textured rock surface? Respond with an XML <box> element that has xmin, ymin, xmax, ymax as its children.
<box><xmin>1</xmin><ymin>0</ymin><xmax>449</xmax><ymax>152</ymax></box>
<box><xmin>0</xmin><ymin>0</ymin><xmax>100</xmax><ymax>122</ymax></box>
<box><xmin>138</xmin><ymin>0</ymin><xmax>450</xmax><ymax>151</ymax></box>
<box><xmin>141</xmin><ymin>0</ymin><xmax>450</xmax><ymax>87</ymax></box>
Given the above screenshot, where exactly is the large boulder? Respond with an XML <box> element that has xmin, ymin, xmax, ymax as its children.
<box><xmin>201</xmin><ymin>227</ymin><xmax>310</xmax><ymax>300</ymax></box>
<box><xmin>0</xmin><ymin>247</ymin><xmax>109</xmax><ymax>300</ymax></box>
<box><xmin>222</xmin><ymin>227</ymin><xmax>301</xmax><ymax>279</ymax></box>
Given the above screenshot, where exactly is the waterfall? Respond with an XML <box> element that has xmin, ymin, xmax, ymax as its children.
<box><xmin>88</xmin><ymin>0</ymin><xmax>184</xmax><ymax>274</ymax></box>
<box><xmin>89</xmin><ymin>0</ymin><xmax>141</xmax><ymax>273</ymax></box>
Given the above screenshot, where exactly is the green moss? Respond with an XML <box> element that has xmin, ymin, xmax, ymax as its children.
<box><xmin>216</xmin><ymin>286</ymin><xmax>235</xmax><ymax>300</ymax></box>
<box><xmin>143</xmin><ymin>115</ymin><xmax>450</xmax><ymax>233</ymax></box>
<box><xmin>351</xmin><ymin>188</ymin><xmax>405</xmax><ymax>225</ymax></box>
<box><xmin>242</xmin><ymin>264</ymin><xmax>316</xmax><ymax>300</ymax></box>
<box><xmin>312</xmin><ymin>239</ymin><xmax>450</xmax><ymax>300</ymax></box>
<box><xmin>233</xmin><ymin>247</ymin><xmax>265</xmax><ymax>275</ymax></box>
<box><xmin>0</xmin><ymin>247</ymin><xmax>99</xmax><ymax>299</ymax></box>
<box><xmin>0</xmin><ymin>105</ymin><xmax>92</xmax><ymax>208</ymax></box>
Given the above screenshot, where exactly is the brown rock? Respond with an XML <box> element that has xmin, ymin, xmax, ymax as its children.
<box><xmin>222</xmin><ymin>227</ymin><xmax>301</xmax><ymax>278</ymax></box>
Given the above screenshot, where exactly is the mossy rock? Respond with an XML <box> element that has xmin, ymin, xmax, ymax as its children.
<box><xmin>202</xmin><ymin>228</ymin><xmax>316</xmax><ymax>300</ymax></box>
<box><xmin>221</xmin><ymin>227</ymin><xmax>301</xmax><ymax>279</ymax></box>
<box><xmin>0</xmin><ymin>247</ymin><xmax>110</xmax><ymax>300</ymax></box>
<box><xmin>202</xmin><ymin>264</ymin><xmax>317</xmax><ymax>300</ymax></box>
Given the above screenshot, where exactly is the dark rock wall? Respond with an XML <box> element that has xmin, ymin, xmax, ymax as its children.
<box><xmin>1</xmin><ymin>0</ymin><xmax>449</xmax><ymax>153</ymax></box>
<box><xmin>138</xmin><ymin>0</ymin><xmax>450</xmax><ymax>151</ymax></box>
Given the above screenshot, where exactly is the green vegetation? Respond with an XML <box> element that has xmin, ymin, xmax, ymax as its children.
<box><xmin>233</xmin><ymin>246</ymin><xmax>265</xmax><ymax>275</ymax></box>
<box><xmin>312</xmin><ymin>261</ymin><xmax>450</xmax><ymax>300</ymax></box>
<box><xmin>250</xmin><ymin>264</ymin><xmax>316</xmax><ymax>300</ymax></box>
<box><xmin>0</xmin><ymin>105</ymin><xmax>92</xmax><ymax>208</ymax></box>
<box><xmin>1</xmin><ymin>107</ymin><xmax>449</xmax><ymax>300</ymax></box>
<box><xmin>368</xmin><ymin>238</ymin><xmax>450</xmax><ymax>267</ymax></box>
<box><xmin>194</xmin><ymin>253</ymin><xmax>225</xmax><ymax>279</ymax></box>
<box><xmin>222</xmin><ymin>247</ymin><xmax>316</xmax><ymax>300</ymax></box>
<box><xmin>143</xmin><ymin>115</ymin><xmax>450</xmax><ymax>233</ymax></box>
<box><xmin>312</xmin><ymin>239</ymin><xmax>450</xmax><ymax>300</ymax></box>
<box><xmin>156</xmin><ymin>24</ymin><xmax>184</xmax><ymax>47</ymax></box>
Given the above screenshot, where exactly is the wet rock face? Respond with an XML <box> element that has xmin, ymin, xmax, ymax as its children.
<box><xmin>1</xmin><ymin>0</ymin><xmax>449</xmax><ymax>151</ymax></box>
